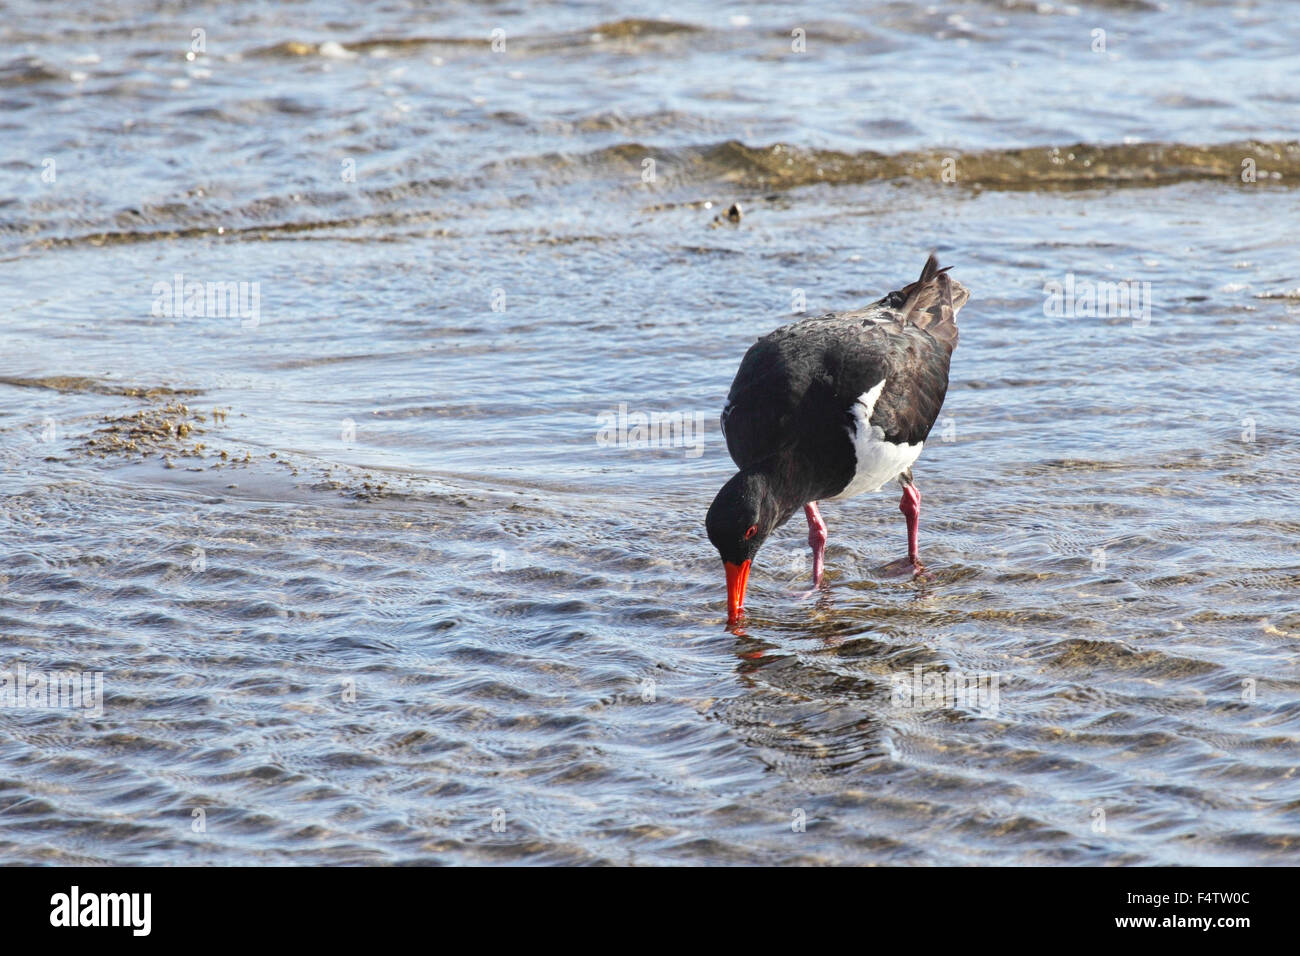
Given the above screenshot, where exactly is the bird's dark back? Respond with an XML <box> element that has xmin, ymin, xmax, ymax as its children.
<box><xmin>721</xmin><ymin>254</ymin><xmax>967</xmax><ymax>477</ymax></box>
<box><xmin>722</xmin><ymin>319</ymin><xmax>947</xmax><ymax>468</ymax></box>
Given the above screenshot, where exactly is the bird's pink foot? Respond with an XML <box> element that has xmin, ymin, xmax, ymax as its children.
<box><xmin>804</xmin><ymin>502</ymin><xmax>827</xmax><ymax>587</ymax></box>
<box><xmin>880</xmin><ymin>555</ymin><xmax>926</xmax><ymax>577</ymax></box>
<box><xmin>899</xmin><ymin>483</ymin><xmax>921</xmax><ymax>566</ymax></box>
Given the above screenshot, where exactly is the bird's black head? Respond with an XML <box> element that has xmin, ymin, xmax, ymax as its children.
<box><xmin>706</xmin><ymin>470</ymin><xmax>781</xmax><ymax>622</ymax></box>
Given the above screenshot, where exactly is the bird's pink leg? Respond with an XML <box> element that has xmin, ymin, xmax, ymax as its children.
<box><xmin>804</xmin><ymin>502</ymin><xmax>827</xmax><ymax>587</ymax></box>
<box><xmin>899</xmin><ymin>483</ymin><xmax>921</xmax><ymax>565</ymax></box>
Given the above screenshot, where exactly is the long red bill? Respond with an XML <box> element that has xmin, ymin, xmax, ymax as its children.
<box><xmin>724</xmin><ymin>560</ymin><xmax>751</xmax><ymax>624</ymax></box>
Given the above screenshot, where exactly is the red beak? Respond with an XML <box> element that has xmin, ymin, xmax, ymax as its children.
<box><xmin>724</xmin><ymin>560</ymin><xmax>751</xmax><ymax>624</ymax></box>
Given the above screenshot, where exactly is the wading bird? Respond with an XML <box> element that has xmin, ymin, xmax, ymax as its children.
<box><xmin>706</xmin><ymin>254</ymin><xmax>969</xmax><ymax>624</ymax></box>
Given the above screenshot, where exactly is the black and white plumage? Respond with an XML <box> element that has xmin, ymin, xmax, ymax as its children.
<box><xmin>707</xmin><ymin>254</ymin><xmax>969</xmax><ymax>623</ymax></box>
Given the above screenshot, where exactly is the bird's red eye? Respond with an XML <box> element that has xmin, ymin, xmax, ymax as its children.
<box><xmin>744</xmin><ymin>524</ymin><xmax>758</xmax><ymax>540</ymax></box>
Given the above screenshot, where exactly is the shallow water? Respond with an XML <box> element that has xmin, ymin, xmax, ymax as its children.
<box><xmin>1</xmin><ymin>0</ymin><xmax>1298</xmax><ymax>865</ymax></box>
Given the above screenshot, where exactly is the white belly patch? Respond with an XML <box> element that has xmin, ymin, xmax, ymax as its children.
<box><xmin>828</xmin><ymin>380</ymin><xmax>924</xmax><ymax>500</ymax></box>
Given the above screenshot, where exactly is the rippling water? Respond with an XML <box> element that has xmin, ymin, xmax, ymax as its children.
<box><xmin>2</xmin><ymin>0</ymin><xmax>1298</xmax><ymax>865</ymax></box>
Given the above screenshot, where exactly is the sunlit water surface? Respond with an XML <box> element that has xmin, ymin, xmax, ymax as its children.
<box><xmin>1</xmin><ymin>0</ymin><xmax>1298</xmax><ymax>864</ymax></box>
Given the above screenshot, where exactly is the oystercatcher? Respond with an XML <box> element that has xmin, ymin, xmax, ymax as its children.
<box><xmin>706</xmin><ymin>254</ymin><xmax>969</xmax><ymax>624</ymax></box>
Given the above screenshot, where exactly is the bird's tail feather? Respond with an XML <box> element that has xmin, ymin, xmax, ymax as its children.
<box><xmin>894</xmin><ymin>253</ymin><xmax>968</xmax><ymax>349</ymax></box>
